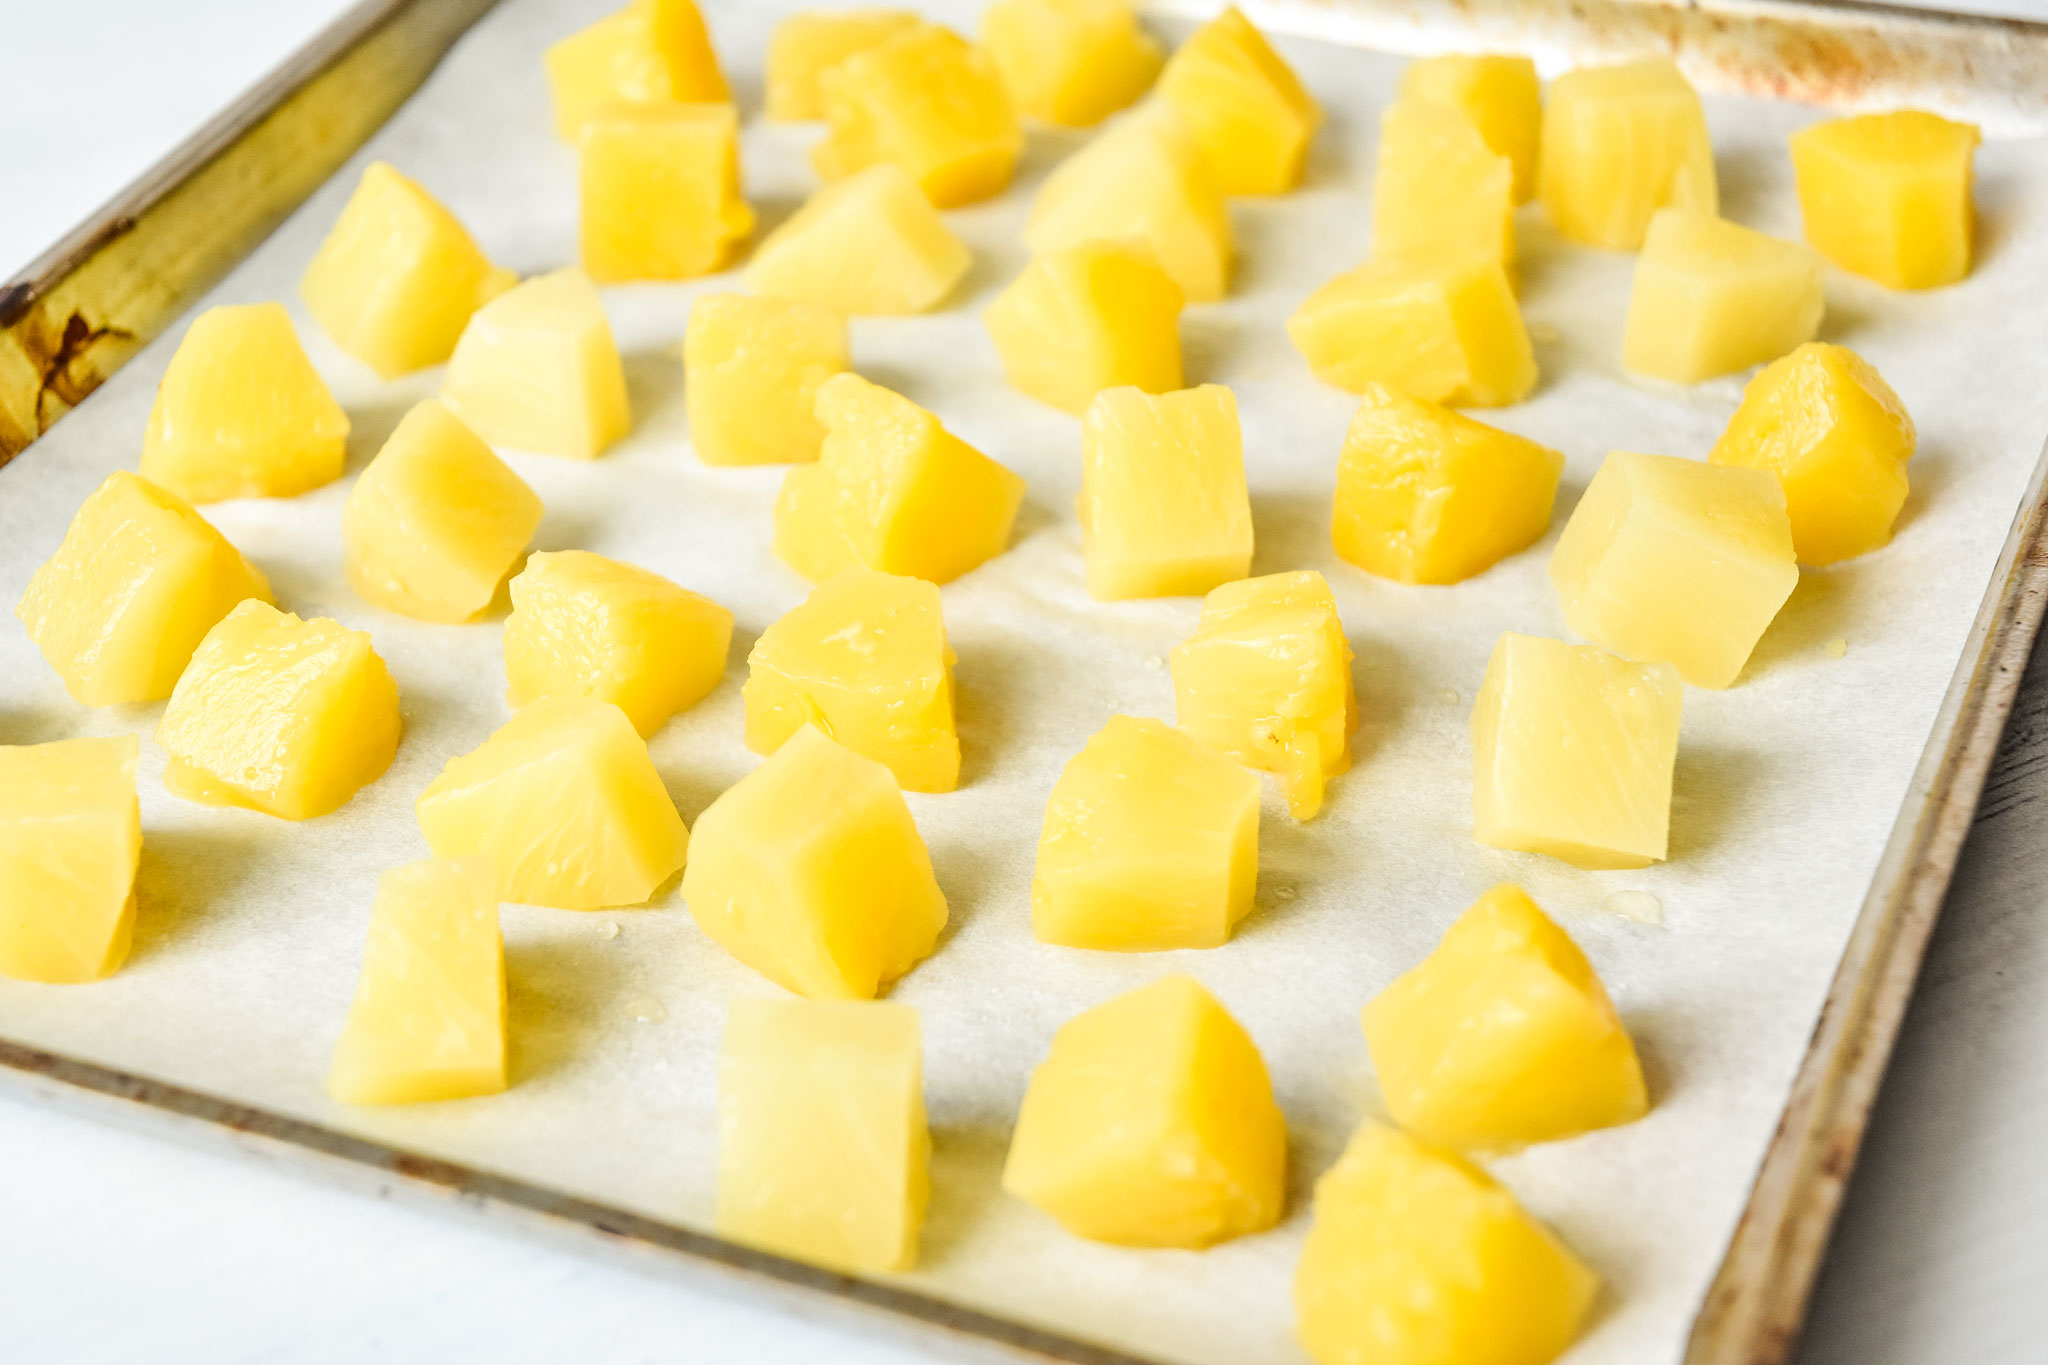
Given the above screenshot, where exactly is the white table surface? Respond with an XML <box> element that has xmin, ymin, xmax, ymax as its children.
<box><xmin>5</xmin><ymin>1</ymin><xmax>2047</xmax><ymax>1360</ymax></box>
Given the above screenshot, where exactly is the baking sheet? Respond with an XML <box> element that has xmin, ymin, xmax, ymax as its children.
<box><xmin>2</xmin><ymin>1</ymin><xmax>2046</xmax><ymax>1361</ymax></box>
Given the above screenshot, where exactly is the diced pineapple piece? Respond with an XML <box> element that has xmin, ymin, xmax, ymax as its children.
<box><xmin>814</xmin><ymin>23</ymin><xmax>1022</xmax><ymax>208</ymax></box>
<box><xmin>983</xmin><ymin>0</ymin><xmax>1162</xmax><ymax>127</ymax></box>
<box><xmin>766</xmin><ymin>9</ymin><xmax>920</xmax><ymax>121</ymax></box>
<box><xmin>984</xmin><ymin>240</ymin><xmax>1184</xmax><ymax>414</ymax></box>
<box><xmin>1003</xmin><ymin>975</ymin><xmax>1285</xmax><ymax>1247</ymax></box>
<box><xmin>15</xmin><ymin>471</ymin><xmax>271</xmax><ymax>706</ymax></box>
<box><xmin>1793</xmin><ymin>109</ymin><xmax>1979</xmax><ymax>289</ymax></box>
<box><xmin>717</xmin><ymin>998</ymin><xmax>928</xmax><ymax>1272</ymax></box>
<box><xmin>1157</xmin><ymin>5</ymin><xmax>1321</xmax><ymax>195</ymax></box>
<box><xmin>1332</xmin><ymin>382</ymin><xmax>1563</xmax><ymax>585</ymax></box>
<box><xmin>545</xmin><ymin>0</ymin><xmax>729</xmax><ymax>142</ymax></box>
<box><xmin>1288</xmin><ymin>257</ymin><xmax>1535</xmax><ymax>406</ymax></box>
<box><xmin>744</xmin><ymin>569</ymin><xmax>958</xmax><ymax>793</ymax></box>
<box><xmin>156</xmin><ymin>600</ymin><xmax>400</xmax><ymax>820</ymax></box>
<box><xmin>1550</xmin><ymin>450</ymin><xmax>1799</xmax><ymax>688</ymax></box>
<box><xmin>1362</xmin><ymin>884</ymin><xmax>1648</xmax><ymax>1150</ymax></box>
<box><xmin>0</xmin><ymin>736</ymin><xmax>139</xmax><ymax>985</ymax></box>
<box><xmin>342</xmin><ymin>399</ymin><xmax>543</xmax><ymax>624</ymax></box>
<box><xmin>1710</xmin><ymin>342</ymin><xmax>1916</xmax><ymax>565</ymax></box>
<box><xmin>140</xmin><ymin>303</ymin><xmax>349</xmax><ymax>503</ymax></box>
<box><xmin>746</xmin><ymin>165</ymin><xmax>972</xmax><ymax>315</ymax></box>
<box><xmin>1295</xmin><ymin>1120</ymin><xmax>1598</xmax><ymax>1365</ymax></box>
<box><xmin>1622</xmin><ymin>210</ymin><xmax>1824</xmax><ymax>383</ymax></box>
<box><xmin>328</xmin><ymin>857</ymin><xmax>506</xmax><ymax>1106</ymax></box>
<box><xmin>1372</xmin><ymin>97</ymin><xmax>1514</xmax><ymax>272</ymax></box>
<box><xmin>301</xmin><ymin>162</ymin><xmax>517</xmax><ymax>379</ymax></box>
<box><xmin>504</xmin><ymin>550</ymin><xmax>733</xmax><ymax>736</ymax></box>
<box><xmin>1540</xmin><ymin>58</ymin><xmax>1716</xmax><ymax>250</ymax></box>
<box><xmin>1170</xmin><ymin>571</ymin><xmax>1356</xmax><ymax>820</ymax></box>
<box><xmin>579</xmin><ymin>101</ymin><xmax>753</xmax><ymax>282</ymax></box>
<box><xmin>1032</xmin><ymin>715</ymin><xmax>1260</xmax><ymax>950</ymax></box>
<box><xmin>1470</xmin><ymin>633</ymin><xmax>1681</xmax><ymax>869</ymax></box>
<box><xmin>683</xmin><ymin>293</ymin><xmax>848</xmax><ymax>466</ymax></box>
<box><xmin>683</xmin><ymin>725</ymin><xmax>946</xmax><ymax>998</ymax></box>
<box><xmin>773</xmin><ymin>373</ymin><xmax>1026</xmax><ymax>585</ymax></box>
<box><xmin>1079</xmin><ymin>384</ymin><xmax>1251</xmax><ymax>600</ymax></box>
<box><xmin>1399</xmin><ymin>55</ymin><xmax>1542</xmax><ymax>204</ymax></box>
<box><xmin>441</xmin><ymin>268</ymin><xmax>631</xmax><ymax>460</ymax></box>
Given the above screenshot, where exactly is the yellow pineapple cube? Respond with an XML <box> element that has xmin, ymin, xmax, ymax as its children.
<box><xmin>1332</xmin><ymin>382</ymin><xmax>1562</xmax><ymax>585</ymax></box>
<box><xmin>1623</xmin><ymin>210</ymin><xmax>1824</xmax><ymax>383</ymax></box>
<box><xmin>156</xmin><ymin>600</ymin><xmax>400</xmax><ymax>820</ymax></box>
<box><xmin>1171</xmin><ymin>570</ymin><xmax>1356</xmax><ymax>820</ymax></box>
<box><xmin>1399</xmin><ymin>54</ymin><xmax>1542</xmax><ymax>204</ymax></box>
<box><xmin>503</xmin><ymin>550</ymin><xmax>733</xmax><ymax>736</ymax></box>
<box><xmin>342</xmin><ymin>399</ymin><xmax>543</xmax><ymax>624</ymax></box>
<box><xmin>1540</xmin><ymin>58</ymin><xmax>1716</xmax><ymax>250</ymax></box>
<box><xmin>301</xmin><ymin>162</ymin><xmax>517</xmax><ymax>379</ymax></box>
<box><xmin>1470</xmin><ymin>633</ymin><xmax>1681</xmax><ymax>869</ymax></box>
<box><xmin>1288</xmin><ymin>257</ymin><xmax>1535</xmax><ymax>406</ymax></box>
<box><xmin>1079</xmin><ymin>384</ymin><xmax>1251</xmax><ymax>600</ymax></box>
<box><xmin>1003</xmin><ymin>975</ymin><xmax>1285</xmax><ymax>1247</ymax></box>
<box><xmin>983</xmin><ymin>240</ymin><xmax>1184</xmax><ymax>414</ymax></box>
<box><xmin>442</xmin><ymin>268</ymin><xmax>631</xmax><ymax>460</ymax></box>
<box><xmin>814</xmin><ymin>23</ymin><xmax>1022</xmax><ymax>208</ymax></box>
<box><xmin>766</xmin><ymin>9</ymin><xmax>920</xmax><ymax>122</ymax></box>
<box><xmin>744</xmin><ymin>569</ymin><xmax>957</xmax><ymax>794</ymax></box>
<box><xmin>1295</xmin><ymin>1121</ymin><xmax>1598</xmax><ymax>1365</ymax></box>
<box><xmin>544</xmin><ymin>0</ymin><xmax>729</xmax><ymax>142</ymax></box>
<box><xmin>1372</xmin><ymin>97</ymin><xmax>1514</xmax><ymax>272</ymax></box>
<box><xmin>773</xmin><ymin>373</ymin><xmax>1026</xmax><ymax>585</ymax></box>
<box><xmin>1032</xmin><ymin>715</ymin><xmax>1260</xmax><ymax>950</ymax></box>
<box><xmin>684</xmin><ymin>293</ymin><xmax>848</xmax><ymax>466</ymax></box>
<box><xmin>1550</xmin><ymin>450</ymin><xmax>1799</xmax><ymax>687</ymax></box>
<box><xmin>328</xmin><ymin>857</ymin><xmax>506</xmax><ymax>1106</ymax></box>
<box><xmin>717</xmin><ymin>998</ymin><xmax>928</xmax><ymax>1272</ymax></box>
<box><xmin>746</xmin><ymin>165</ymin><xmax>972</xmax><ymax>315</ymax></box>
<box><xmin>983</xmin><ymin>0</ymin><xmax>1162</xmax><ymax>127</ymax></box>
<box><xmin>0</xmin><ymin>736</ymin><xmax>140</xmax><ymax>984</ymax></box>
<box><xmin>141</xmin><ymin>303</ymin><xmax>349</xmax><ymax>503</ymax></box>
<box><xmin>16</xmin><ymin>471</ymin><xmax>271</xmax><ymax>706</ymax></box>
<box><xmin>1792</xmin><ymin>110</ymin><xmax>1978</xmax><ymax>290</ymax></box>
<box><xmin>1362</xmin><ymin>884</ymin><xmax>1648</xmax><ymax>1150</ymax></box>
<box><xmin>683</xmin><ymin>725</ymin><xmax>947</xmax><ymax>999</ymax></box>
<box><xmin>1157</xmin><ymin>5</ymin><xmax>1321</xmax><ymax>195</ymax></box>
<box><xmin>579</xmin><ymin>101</ymin><xmax>753</xmax><ymax>282</ymax></box>
<box><xmin>1710</xmin><ymin>342</ymin><xmax>1916</xmax><ymax>565</ymax></box>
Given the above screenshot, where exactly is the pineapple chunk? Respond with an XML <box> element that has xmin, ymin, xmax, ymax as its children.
<box><xmin>746</xmin><ymin>165</ymin><xmax>972</xmax><ymax>315</ymax></box>
<box><xmin>140</xmin><ymin>303</ymin><xmax>349</xmax><ymax>503</ymax></box>
<box><xmin>1295</xmin><ymin>1120</ymin><xmax>1598</xmax><ymax>1365</ymax></box>
<box><xmin>717</xmin><ymin>997</ymin><xmax>928</xmax><ymax>1272</ymax></box>
<box><xmin>15</xmin><ymin>471</ymin><xmax>271</xmax><ymax>706</ymax></box>
<box><xmin>300</xmin><ymin>161</ymin><xmax>517</xmax><ymax>378</ymax></box>
<box><xmin>544</xmin><ymin>0</ymin><xmax>729</xmax><ymax>142</ymax></box>
<box><xmin>1623</xmin><ymin>210</ymin><xmax>1824</xmax><ymax>383</ymax></box>
<box><xmin>683</xmin><ymin>293</ymin><xmax>848</xmax><ymax>466</ymax></box>
<box><xmin>1710</xmin><ymin>342</ymin><xmax>1916</xmax><ymax>565</ymax></box>
<box><xmin>441</xmin><ymin>268</ymin><xmax>631</xmax><ymax>460</ymax></box>
<box><xmin>1362</xmin><ymin>884</ymin><xmax>1648</xmax><ymax>1150</ymax></box>
<box><xmin>0</xmin><ymin>736</ymin><xmax>140</xmax><ymax>985</ymax></box>
<box><xmin>579</xmin><ymin>101</ymin><xmax>753</xmax><ymax>282</ymax></box>
<box><xmin>1288</xmin><ymin>257</ymin><xmax>1535</xmax><ymax>407</ymax></box>
<box><xmin>1170</xmin><ymin>571</ymin><xmax>1356</xmax><ymax>820</ymax></box>
<box><xmin>983</xmin><ymin>240</ymin><xmax>1184</xmax><ymax>414</ymax></box>
<box><xmin>983</xmin><ymin>0</ymin><xmax>1162</xmax><ymax>127</ymax></box>
<box><xmin>1471</xmin><ymin>633</ymin><xmax>1681</xmax><ymax>869</ymax></box>
<box><xmin>1399</xmin><ymin>55</ymin><xmax>1542</xmax><ymax>204</ymax></box>
<box><xmin>1792</xmin><ymin>110</ymin><xmax>1979</xmax><ymax>290</ymax></box>
<box><xmin>1332</xmin><ymin>382</ymin><xmax>1563</xmax><ymax>585</ymax></box>
<box><xmin>1079</xmin><ymin>384</ymin><xmax>1252</xmax><ymax>600</ymax></box>
<box><xmin>417</xmin><ymin>696</ymin><xmax>688</xmax><ymax>910</ymax></box>
<box><xmin>1032</xmin><ymin>715</ymin><xmax>1260</xmax><ymax>950</ymax></box>
<box><xmin>342</xmin><ymin>399</ymin><xmax>543</xmax><ymax>624</ymax></box>
<box><xmin>814</xmin><ymin>23</ymin><xmax>1022</xmax><ymax>208</ymax></box>
<box><xmin>766</xmin><ymin>9</ymin><xmax>920</xmax><ymax>122</ymax></box>
<box><xmin>156</xmin><ymin>600</ymin><xmax>400</xmax><ymax>820</ymax></box>
<box><xmin>1156</xmin><ymin>5</ymin><xmax>1321</xmax><ymax>195</ymax></box>
<box><xmin>1003</xmin><ymin>975</ymin><xmax>1286</xmax><ymax>1247</ymax></box>
<box><xmin>1550</xmin><ymin>450</ymin><xmax>1799</xmax><ymax>688</ymax></box>
<box><xmin>1372</xmin><ymin>97</ymin><xmax>1514</xmax><ymax>272</ymax></box>
<box><xmin>743</xmin><ymin>569</ymin><xmax>958</xmax><ymax>794</ymax></box>
<box><xmin>1540</xmin><ymin>58</ymin><xmax>1717</xmax><ymax>250</ymax></box>
<box><xmin>683</xmin><ymin>725</ymin><xmax>947</xmax><ymax>999</ymax></box>
<box><xmin>503</xmin><ymin>550</ymin><xmax>733</xmax><ymax>737</ymax></box>
<box><xmin>328</xmin><ymin>857</ymin><xmax>506</xmax><ymax>1106</ymax></box>
<box><xmin>773</xmin><ymin>373</ymin><xmax>1026</xmax><ymax>585</ymax></box>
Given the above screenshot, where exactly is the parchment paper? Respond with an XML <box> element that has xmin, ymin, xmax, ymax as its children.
<box><xmin>2</xmin><ymin>2</ymin><xmax>2045</xmax><ymax>1361</ymax></box>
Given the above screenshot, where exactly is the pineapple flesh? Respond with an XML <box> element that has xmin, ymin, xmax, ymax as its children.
<box><xmin>1372</xmin><ymin>97</ymin><xmax>1515</xmax><ymax>272</ymax></box>
<box><xmin>684</xmin><ymin>293</ymin><xmax>848</xmax><ymax>466</ymax></box>
<box><xmin>1079</xmin><ymin>384</ymin><xmax>1252</xmax><ymax>600</ymax></box>
<box><xmin>766</xmin><ymin>9</ymin><xmax>920</xmax><ymax>122</ymax></box>
<box><xmin>982</xmin><ymin>0</ymin><xmax>1162</xmax><ymax>128</ymax></box>
<box><xmin>746</xmin><ymin>164</ymin><xmax>972</xmax><ymax>315</ymax></box>
<box><xmin>1288</xmin><ymin>257</ymin><xmax>1536</xmax><ymax>407</ymax></box>
<box><xmin>0</xmin><ymin>736</ymin><xmax>141</xmax><ymax>985</ymax></box>
<box><xmin>544</xmin><ymin>0</ymin><xmax>730</xmax><ymax>142</ymax></box>
<box><xmin>1157</xmin><ymin>5</ymin><xmax>1321</xmax><ymax>195</ymax></box>
<box><xmin>1399</xmin><ymin>55</ymin><xmax>1542</xmax><ymax>204</ymax></box>
<box><xmin>441</xmin><ymin>268</ymin><xmax>631</xmax><ymax>460</ymax></box>
<box><xmin>1791</xmin><ymin>110</ymin><xmax>1979</xmax><ymax>290</ymax></box>
<box><xmin>579</xmin><ymin>101</ymin><xmax>753</xmax><ymax>282</ymax></box>
<box><xmin>984</xmin><ymin>240</ymin><xmax>1184</xmax><ymax>415</ymax></box>
<box><xmin>1540</xmin><ymin>58</ymin><xmax>1717</xmax><ymax>250</ymax></box>
<box><xmin>1622</xmin><ymin>209</ymin><xmax>1824</xmax><ymax>384</ymax></box>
